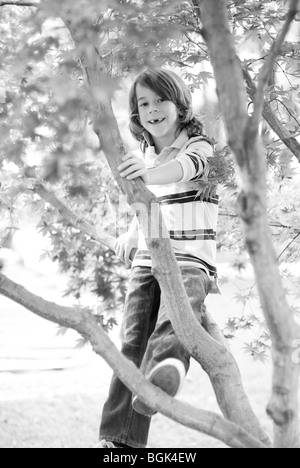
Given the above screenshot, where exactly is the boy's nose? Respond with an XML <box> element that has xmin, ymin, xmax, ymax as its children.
<box><xmin>149</xmin><ymin>107</ymin><xmax>159</xmax><ymax>114</ymax></box>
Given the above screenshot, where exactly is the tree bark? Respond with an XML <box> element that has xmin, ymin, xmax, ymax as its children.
<box><xmin>194</xmin><ymin>0</ymin><xmax>300</xmax><ymax>448</ymax></box>
<box><xmin>0</xmin><ymin>272</ymin><xmax>267</xmax><ymax>448</ymax></box>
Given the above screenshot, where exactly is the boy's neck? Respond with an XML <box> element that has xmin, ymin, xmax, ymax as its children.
<box><xmin>153</xmin><ymin>132</ymin><xmax>179</xmax><ymax>155</ymax></box>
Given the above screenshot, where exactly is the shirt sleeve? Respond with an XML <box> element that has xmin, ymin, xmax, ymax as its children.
<box><xmin>176</xmin><ymin>140</ymin><xmax>213</xmax><ymax>183</ymax></box>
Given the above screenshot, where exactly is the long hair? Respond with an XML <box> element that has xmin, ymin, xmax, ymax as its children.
<box><xmin>129</xmin><ymin>69</ymin><xmax>205</xmax><ymax>152</ymax></box>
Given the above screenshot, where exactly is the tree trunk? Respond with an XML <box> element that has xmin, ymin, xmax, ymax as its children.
<box><xmin>194</xmin><ymin>0</ymin><xmax>300</xmax><ymax>448</ymax></box>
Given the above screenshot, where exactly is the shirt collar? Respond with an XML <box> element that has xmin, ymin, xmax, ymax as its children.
<box><xmin>169</xmin><ymin>128</ymin><xmax>189</xmax><ymax>150</ymax></box>
<box><xmin>144</xmin><ymin>128</ymin><xmax>189</xmax><ymax>153</ymax></box>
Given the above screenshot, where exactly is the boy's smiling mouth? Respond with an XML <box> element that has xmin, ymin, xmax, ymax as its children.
<box><xmin>148</xmin><ymin>118</ymin><xmax>165</xmax><ymax>125</ymax></box>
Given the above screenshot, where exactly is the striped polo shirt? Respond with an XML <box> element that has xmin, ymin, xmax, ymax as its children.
<box><xmin>132</xmin><ymin>129</ymin><xmax>219</xmax><ymax>292</ymax></box>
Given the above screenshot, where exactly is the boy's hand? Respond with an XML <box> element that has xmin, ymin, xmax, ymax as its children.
<box><xmin>115</xmin><ymin>232</ymin><xmax>138</xmax><ymax>269</ymax></box>
<box><xmin>118</xmin><ymin>152</ymin><xmax>150</xmax><ymax>184</ymax></box>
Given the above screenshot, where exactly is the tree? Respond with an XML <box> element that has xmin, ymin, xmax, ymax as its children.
<box><xmin>0</xmin><ymin>0</ymin><xmax>299</xmax><ymax>448</ymax></box>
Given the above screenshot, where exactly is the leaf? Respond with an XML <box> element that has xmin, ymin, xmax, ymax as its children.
<box><xmin>233</xmin><ymin>292</ymin><xmax>247</xmax><ymax>305</ymax></box>
<box><xmin>218</xmin><ymin>276</ymin><xmax>229</xmax><ymax>286</ymax></box>
<box><xmin>243</xmin><ymin>342</ymin><xmax>269</xmax><ymax>363</ymax></box>
<box><xmin>56</xmin><ymin>326</ymin><xmax>69</xmax><ymax>337</ymax></box>
<box><xmin>75</xmin><ymin>337</ymin><xmax>88</xmax><ymax>350</ymax></box>
<box><xmin>224</xmin><ymin>318</ymin><xmax>238</xmax><ymax>333</ymax></box>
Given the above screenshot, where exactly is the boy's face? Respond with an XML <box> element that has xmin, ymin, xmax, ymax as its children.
<box><xmin>136</xmin><ymin>84</ymin><xmax>180</xmax><ymax>143</ymax></box>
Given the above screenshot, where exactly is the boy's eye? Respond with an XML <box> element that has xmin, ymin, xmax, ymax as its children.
<box><xmin>158</xmin><ymin>98</ymin><xmax>164</xmax><ymax>103</ymax></box>
<box><xmin>139</xmin><ymin>102</ymin><xmax>147</xmax><ymax>108</ymax></box>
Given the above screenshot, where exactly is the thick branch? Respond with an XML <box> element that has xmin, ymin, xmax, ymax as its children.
<box><xmin>202</xmin><ymin>310</ymin><xmax>231</xmax><ymax>351</ymax></box>
<box><xmin>192</xmin><ymin>0</ymin><xmax>249</xmax><ymax>165</ymax></box>
<box><xmin>250</xmin><ymin>0</ymin><xmax>300</xmax><ymax>132</ymax></box>
<box><xmin>196</xmin><ymin>0</ymin><xmax>300</xmax><ymax>448</ymax></box>
<box><xmin>0</xmin><ymin>272</ymin><xmax>266</xmax><ymax>449</ymax></box>
<box><xmin>244</xmin><ymin>68</ymin><xmax>300</xmax><ymax>164</ymax></box>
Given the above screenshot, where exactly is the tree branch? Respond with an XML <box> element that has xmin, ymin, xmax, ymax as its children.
<box><xmin>0</xmin><ymin>272</ymin><xmax>267</xmax><ymax>449</ymax></box>
<box><xmin>263</xmin><ymin>103</ymin><xmax>300</xmax><ymax>164</ymax></box>
<box><xmin>32</xmin><ymin>182</ymin><xmax>116</xmax><ymax>253</ymax></box>
<box><xmin>277</xmin><ymin>233</ymin><xmax>300</xmax><ymax>262</ymax></box>
<box><xmin>219</xmin><ymin>209</ymin><xmax>300</xmax><ymax>232</ymax></box>
<box><xmin>244</xmin><ymin>68</ymin><xmax>300</xmax><ymax>164</ymax></box>
<box><xmin>250</xmin><ymin>0</ymin><xmax>300</xmax><ymax>132</ymax></box>
<box><xmin>273</xmin><ymin>98</ymin><xmax>300</xmax><ymax>129</ymax></box>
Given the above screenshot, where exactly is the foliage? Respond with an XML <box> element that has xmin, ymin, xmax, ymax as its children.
<box><xmin>0</xmin><ymin>0</ymin><xmax>299</xmax><ymax>351</ymax></box>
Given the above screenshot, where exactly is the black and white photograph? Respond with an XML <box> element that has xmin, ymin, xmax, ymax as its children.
<box><xmin>0</xmin><ymin>0</ymin><xmax>300</xmax><ymax>451</ymax></box>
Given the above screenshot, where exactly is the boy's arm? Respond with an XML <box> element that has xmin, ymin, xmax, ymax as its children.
<box><xmin>118</xmin><ymin>141</ymin><xmax>213</xmax><ymax>185</ymax></box>
<box><xmin>147</xmin><ymin>160</ymin><xmax>183</xmax><ymax>185</ymax></box>
<box><xmin>175</xmin><ymin>140</ymin><xmax>213</xmax><ymax>183</ymax></box>
<box><xmin>115</xmin><ymin>216</ymin><xmax>139</xmax><ymax>268</ymax></box>
<box><xmin>147</xmin><ymin>140</ymin><xmax>213</xmax><ymax>185</ymax></box>
<box><xmin>127</xmin><ymin>215</ymin><xmax>139</xmax><ymax>238</ymax></box>
<box><xmin>118</xmin><ymin>153</ymin><xmax>182</xmax><ymax>185</ymax></box>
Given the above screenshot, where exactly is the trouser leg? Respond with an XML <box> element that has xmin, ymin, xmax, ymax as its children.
<box><xmin>99</xmin><ymin>267</ymin><xmax>160</xmax><ymax>448</ymax></box>
<box><xmin>141</xmin><ymin>267</ymin><xmax>210</xmax><ymax>376</ymax></box>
